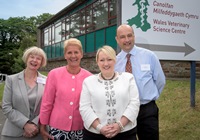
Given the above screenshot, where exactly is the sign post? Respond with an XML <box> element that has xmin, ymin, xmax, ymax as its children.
<box><xmin>120</xmin><ymin>0</ymin><xmax>200</xmax><ymax>107</ymax></box>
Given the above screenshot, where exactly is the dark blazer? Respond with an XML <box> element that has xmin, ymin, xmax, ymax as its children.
<box><xmin>1</xmin><ymin>71</ymin><xmax>46</xmax><ymax>137</ymax></box>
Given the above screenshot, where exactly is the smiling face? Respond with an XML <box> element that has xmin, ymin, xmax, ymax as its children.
<box><xmin>116</xmin><ymin>25</ymin><xmax>135</xmax><ymax>52</ymax></box>
<box><xmin>97</xmin><ymin>51</ymin><xmax>116</xmax><ymax>77</ymax></box>
<box><xmin>64</xmin><ymin>45</ymin><xmax>83</xmax><ymax>68</ymax></box>
<box><xmin>26</xmin><ymin>54</ymin><xmax>42</xmax><ymax>71</ymax></box>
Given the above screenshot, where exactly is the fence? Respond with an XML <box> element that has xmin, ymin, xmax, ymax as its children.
<box><xmin>0</xmin><ymin>73</ymin><xmax>7</xmax><ymax>83</ymax></box>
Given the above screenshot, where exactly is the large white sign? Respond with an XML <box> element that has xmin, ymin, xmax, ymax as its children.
<box><xmin>122</xmin><ymin>0</ymin><xmax>200</xmax><ymax>61</ymax></box>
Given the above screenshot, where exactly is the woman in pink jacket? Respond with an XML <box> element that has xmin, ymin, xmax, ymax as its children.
<box><xmin>39</xmin><ymin>38</ymin><xmax>92</xmax><ymax>140</ymax></box>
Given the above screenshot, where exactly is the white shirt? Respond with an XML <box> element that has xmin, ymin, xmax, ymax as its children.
<box><xmin>115</xmin><ymin>46</ymin><xmax>166</xmax><ymax>104</ymax></box>
<box><xmin>79</xmin><ymin>72</ymin><xmax>140</xmax><ymax>134</ymax></box>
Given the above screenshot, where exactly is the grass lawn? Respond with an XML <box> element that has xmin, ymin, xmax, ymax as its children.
<box><xmin>157</xmin><ymin>79</ymin><xmax>200</xmax><ymax>140</ymax></box>
<box><xmin>0</xmin><ymin>77</ymin><xmax>200</xmax><ymax>139</ymax></box>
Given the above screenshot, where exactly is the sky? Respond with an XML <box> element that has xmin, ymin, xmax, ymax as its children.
<box><xmin>0</xmin><ymin>0</ymin><xmax>74</xmax><ymax>19</ymax></box>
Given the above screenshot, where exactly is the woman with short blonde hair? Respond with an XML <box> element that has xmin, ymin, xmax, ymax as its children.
<box><xmin>80</xmin><ymin>45</ymin><xmax>140</xmax><ymax>140</ymax></box>
<box><xmin>40</xmin><ymin>38</ymin><xmax>92</xmax><ymax>140</ymax></box>
<box><xmin>64</xmin><ymin>38</ymin><xmax>83</xmax><ymax>54</ymax></box>
<box><xmin>22</xmin><ymin>46</ymin><xmax>47</xmax><ymax>67</ymax></box>
<box><xmin>96</xmin><ymin>45</ymin><xmax>116</xmax><ymax>62</ymax></box>
<box><xmin>1</xmin><ymin>46</ymin><xmax>47</xmax><ymax>140</ymax></box>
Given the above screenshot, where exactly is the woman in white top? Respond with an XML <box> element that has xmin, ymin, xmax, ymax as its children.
<box><xmin>79</xmin><ymin>45</ymin><xmax>140</xmax><ymax>140</ymax></box>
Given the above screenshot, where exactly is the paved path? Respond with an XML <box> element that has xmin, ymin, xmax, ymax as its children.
<box><xmin>0</xmin><ymin>108</ymin><xmax>6</xmax><ymax>140</ymax></box>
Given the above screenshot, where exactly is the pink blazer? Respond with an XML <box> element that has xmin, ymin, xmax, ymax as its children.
<box><xmin>40</xmin><ymin>66</ymin><xmax>92</xmax><ymax>131</ymax></box>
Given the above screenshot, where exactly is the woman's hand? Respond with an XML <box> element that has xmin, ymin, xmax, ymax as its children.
<box><xmin>23</xmin><ymin>122</ymin><xmax>39</xmax><ymax>138</ymax></box>
<box><xmin>40</xmin><ymin>124</ymin><xmax>54</xmax><ymax>140</ymax></box>
<box><xmin>100</xmin><ymin>123</ymin><xmax>121</xmax><ymax>138</ymax></box>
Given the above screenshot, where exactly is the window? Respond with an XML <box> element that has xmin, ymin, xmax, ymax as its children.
<box><xmin>71</xmin><ymin>13</ymin><xmax>80</xmax><ymax>37</ymax></box>
<box><xmin>65</xmin><ymin>18</ymin><xmax>70</xmax><ymax>39</ymax></box>
<box><xmin>52</xmin><ymin>26</ymin><xmax>55</xmax><ymax>44</ymax></box>
<box><xmin>61</xmin><ymin>20</ymin><xmax>66</xmax><ymax>41</ymax></box>
<box><xmin>44</xmin><ymin>29</ymin><xmax>48</xmax><ymax>46</ymax></box>
<box><xmin>108</xmin><ymin>0</ymin><xmax>117</xmax><ymax>25</ymax></box>
<box><xmin>42</xmin><ymin>0</ymin><xmax>117</xmax><ymax>57</ymax></box>
<box><xmin>55</xmin><ymin>22</ymin><xmax>61</xmax><ymax>43</ymax></box>
<box><xmin>43</xmin><ymin>0</ymin><xmax>117</xmax><ymax>47</ymax></box>
<box><xmin>85</xmin><ymin>6</ymin><xmax>94</xmax><ymax>32</ymax></box>
<box><xmin>93</xmin><ymin>1</ymin><xmax>108</xmax><ymax>30</ymax></box>
<box><xmin>80</xmin><ymin>10</ymin><xmax>86</xmax><ymax>34</ymax></box>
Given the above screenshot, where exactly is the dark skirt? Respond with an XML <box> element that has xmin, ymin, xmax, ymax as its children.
<box><xmin>49</xmin><ymin>127</ymin><xmax>83</xmax><ymax>140</ymax></box>
<box><xmin>83</xmin><ymin>127</ymin><xmax>137</xmax><ymax>140</ymax></box>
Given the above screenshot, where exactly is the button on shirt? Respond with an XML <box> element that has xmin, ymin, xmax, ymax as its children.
<box><xmin>115</xmin><ymin>46</ymin><xmax>166</xmax><ymax>105</ymax></box>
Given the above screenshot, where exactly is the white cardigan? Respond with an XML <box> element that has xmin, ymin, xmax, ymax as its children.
<box><xmin>79</xmin><ymin>72</ymin><xmax>140</xmax><ymax>134</ymax></box>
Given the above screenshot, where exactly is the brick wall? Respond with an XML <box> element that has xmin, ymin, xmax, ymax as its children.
<box><xmin>161</xmin><ymin>61</ymin><xmax>200</xmax><ymax>79</ymax></box>
<box><xmin>41</xmin><ymin>55</ymin><xmax>200</xmax><ymax>79</ymax></box>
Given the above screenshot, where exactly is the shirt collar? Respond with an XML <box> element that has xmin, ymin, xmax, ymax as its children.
<box><xmin>120</xmin><ymin>45</ymin><xmax>137</xmax><ymax>58</ymax></box>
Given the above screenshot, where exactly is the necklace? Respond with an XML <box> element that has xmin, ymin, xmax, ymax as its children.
<box><xmin>101</xmin><ymin>72</ymin><xmax>115</xmax><ymax>80</ymax></box>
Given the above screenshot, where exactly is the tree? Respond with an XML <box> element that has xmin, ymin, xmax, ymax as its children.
<box><xmin>0</xmin><ymin>13</ymin><xmax>53</xmax><ymax>74</ymax></box>
<box><xmin>0</xmin><ymin>17</ymin><xmax>23</xmax><ymax>74</ymax></box>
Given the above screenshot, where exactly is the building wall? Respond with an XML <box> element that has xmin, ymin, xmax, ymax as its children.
<box><xmin>38</xmin><ymin>0</ymin><xmax>200</xmax><ymax>79</ymax></box>
<box><xmin>41</xmin><ymin>54</ymin><xmax>200</xmax><ymax>79</ymax></box>
<box><xmin>38</xmin><ymin>0</ymin><xmax>118</xmax><ymax>59</ymax></box>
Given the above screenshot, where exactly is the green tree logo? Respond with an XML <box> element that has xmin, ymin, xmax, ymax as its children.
<box><xmin>127</xmin><ymin>0</ymin><xmax>151</xmax><ymax>32</ymax></box>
